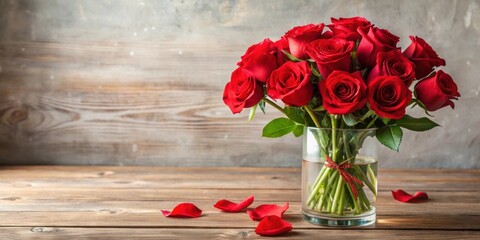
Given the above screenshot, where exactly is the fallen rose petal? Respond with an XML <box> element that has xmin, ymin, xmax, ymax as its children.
<box><xmin>161</xmin><ymin>203</ymin><xmax>202</xmax><ymax>218</ymax></box>
<box><xmin>392</xmin><ymin>189</ymin><xmax>429</xmax><ymax>203</ymax></box>
<box><xmin>213</xmin><ymin>195</ymin><xmax>254</xmax><ymax>212</ymax></box>
<box><xmin>247</xmin><ymin>203</ymin><xmax>289</xmax><ymax>221</ymax></box>
<box><xmin>255</xmin><ymin>215</ymin><xmax>293</xmax><ymax>236</ymax></box>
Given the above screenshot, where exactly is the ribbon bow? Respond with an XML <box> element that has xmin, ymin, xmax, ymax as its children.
<box><xmin>325</xmin><ymin>156</ymin><xmax>363</xmax><ymax>198</ymax></box>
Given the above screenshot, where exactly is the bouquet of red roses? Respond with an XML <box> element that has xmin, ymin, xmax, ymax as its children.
<box><xmin>223</xmin><ymin>17</ymin><xmax>460</xmax><ymax>218</ymax></box>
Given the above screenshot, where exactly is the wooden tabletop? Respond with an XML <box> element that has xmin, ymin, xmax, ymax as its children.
<box><xmin>0</xmin><ymin>166</ymin><xmax>479</xmax><ymax>239</ymax></box>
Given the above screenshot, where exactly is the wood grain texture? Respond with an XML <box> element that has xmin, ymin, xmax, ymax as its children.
<box><xmin>1</xmin><ymin>199</ymin><xmax>479</xmax><ymax>216</ymax></box>
<box><xmin>0</xmin><ymin>166</ymin><xmax>479</xmax><ymax>239</ymax></box>
<box><xmin>0</xmin><ymin>0</ymin><xmax>479</xmax><ymax>167</ymax></box>
<box><xmin>1</xmin><ymin>228</ymin><xmax>479</xmax><ymax>240</ymax></box>
<box><xmin>0</xmin><ymin>166</ymin><xmax>478</xmax><ymax>190</ymax></box>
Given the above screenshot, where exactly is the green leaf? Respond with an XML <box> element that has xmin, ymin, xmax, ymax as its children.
<box><xmin>321</xmin><ymin>114</ymin><xmax>331</xmax><ymax>128</ymax></box>
<box><xmin>397</xmin><ymin>114</ymin><xmax>440</xmax><ymax>131</ymax></box>
<box><xmin>262</xmin><ymin>118</ymin><xmax>296</xmax><ymax>138</ymax></box>
<box><xmin>343</xmin><ymin>113</ymin><xmax>360</xmax><ymax>126</ymax></box>
<box><xmin>281</xmin><ymin>50</ymin><xmax>303</xmax><ymax>62</ymax></box>
<box><xmin>311</xmin><ymin>128</ymin><xmax>330</xmax><ymax>150</ymax></box>
<box><xmin>318</xmin><ymin>129</ymin><xmax>330</xmax><ymax>149</ymax></box>
<box><xmin>292</xmin><ymin>124</ymin><xmax>304</xmax><ymax>137</ymax></box>
<box><xmin>248</xmin><ymin>104</ymin><xmax>258</xmax><ymax>122</ymax></box>
<box><xmin>259</xmin><ymin>100</ymin><xmax>266</xmax><ymax>114</ymax></box>
<box><xmin>352</xmin><ymin>130</ymin><xmax>376</xmax><ymax>150</ymax></box>
<box><xmin>376</xmin><ymin>126</ymin><xmax>403</xmax><ymax>151</ymax></box>
<box><xmin>381</xmin><ymin>118</ymin><xmax>391</xmax><ymax>125</ymax></box>
<box><xmin>284</xmin><ymin>106</ymin><xmax>305</xmax><ymax>124</ymax></box>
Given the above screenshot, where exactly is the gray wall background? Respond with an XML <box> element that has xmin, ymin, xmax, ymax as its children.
<box><xmin>0</xmin><ymin>0</ymin><xmax>479</xmax><ymax>168</ymax></box>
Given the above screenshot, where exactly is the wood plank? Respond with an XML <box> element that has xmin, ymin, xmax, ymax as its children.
<box><xmin>0</xmin><ymin>167</ymin><xmax>478</xmax><ymax>232</ymax></box>
<box><xmin>0</xmin><ymin>178</ymin><xmax>476</xmax><ymax>191</ymax></box>
<box><xmin>0</xmin><ymin>39</ymin><xmax>293</xmax><ymax>167</ymax></box>
<box><xmin>0</xmin><ymin>172</ymin><xmax>301</xmax><ymax>190</ymax></box>
<box><xmin>0</xmin><ymin>211</ymin><xmax>478</xmax><ymax>230</ymax></box>
<box><xmin>2</xmin><ymin>166</ymin><xmax>479</xmax><ymax>180</ymax></box>
<box><xmin>0</xmin><ymin>198</ymin><xmax>479</xmax><ymax>216</ymax></box>
<box><xmin>1</xmin><ymin>228</ymin><xmax>479</xmax><ymax>240</ymax></box>
<box><xmin>0</xmin><ymin>188</ymin><xmax>300</xmax><ymax>202</ymax></box>
<box><xmin>0</xmin><ymin>83</ymin><xmax>293</xmax><ymax>167</ymax></box>
<box><xmin>0</xmin><ymin>40</ymin><xmax>293</xmax><ymax>167</ymax></box>
<box><xmin>1</xmin><ymin>188</ymin><xmax>478</xmax><ymax>203</ymax></box>
<box><xmin>0</xmin><ymin>167</ymin><xmax>478</xmax><ymax>191</ymax></box>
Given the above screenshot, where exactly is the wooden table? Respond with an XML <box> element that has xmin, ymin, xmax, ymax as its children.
<box><xmin>0</xmin><ymin>166</ymin><xmax>479</xmax><ymax>239</ymax></box>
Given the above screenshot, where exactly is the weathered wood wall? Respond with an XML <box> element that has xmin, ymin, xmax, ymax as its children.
<box><xmin>0</xmin><ymin>0</ymin><xmax>479</xmax><ymax>167</ymax></box>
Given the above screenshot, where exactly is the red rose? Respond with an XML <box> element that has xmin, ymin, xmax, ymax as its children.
<box><xmin>319</xmin><ymin>71</ymin><xmax>367</xmax><ymax>115</ymax></box>
<box><xmin>307</xmin><ymin>38</ymin><xmax>354</xmax><ymax>79</ymax></box>
<box><xmin>415</xmin><ymin>70</ymin><xmax>460</xmax><ymax>111</ymax></box>
<box><xmin>321</xmin><ymin>31</ymin><xmax>334</xmax><ymax>39</ymax></box>
<box><xmin>357</xmin><ymin>26</ymin><xmax>400</xmax><ymax>68</ymax></box>
<box><xmin>284</xmin><ymin>23</ymin><xmax>325</xmax><ymax>59</ymax></box>
<box><xmin>237</xmin><ymin>39</ymin><xmax>283</xmax><ymax>83</ymax></box>
<box><xmin>274</xmin><ymin>36</ymin><xmax>289</xmax><ymax>51</ymax></box>
<box><xmin>367</xmin><ymin>50</ymin><xmax>416</xmax><ymax>87</ymax></box>
<box><xmin>267</xmin><ymin>61</ymin><xmax>313</xmax><ymax>106</ymax></box>
<box><xmin>403</xmin><ymin>36</ymin><xmax>446</xmax><ymax>79</ymax></box>
<box><xmin>223</xmin><ymin>68</ymin><xmax>264</xmax><ymax>114</ymax></box>
<box><xmin>367</xmin><ymin>75</ymin><xmax>412</xmax><ymax>119</ymax></box>
<box><xmin>328</xmin><ymin>17</ymin><xmax>372</xmax><ymax>41</ymax></box>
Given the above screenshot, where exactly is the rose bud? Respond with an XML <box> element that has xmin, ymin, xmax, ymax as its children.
<box><xmin>267</xmin><ymin>61</ymin><xmax>313</xmax><ymax>107</ymax></box>
<box><xmin>357</xmin><ymin>26</ymin><xmax>400</xmax><ymax>68</ymax></box>
<box><xmin>223</xmin><ymin>67</ymin><xmax>264</xmax><ymax>114</ymax></box>
<box><xmin>284</xmin><ymin>23</ymin><xmax>325</xmax><ymax>59</ymax></box>
<box><xmin>319</xmin><ymin>71</ymin><xmax>368</xmax><ymax>115</ymax></box>
<box><xmin>237</xmin><ymin>39</ymin><xmax>283</xmax><ymax>83</ymax></box>
<box><xmin>367</xmin><ymin>75</ymin><xmax>412</xmax><ymax>120</ymax></box>
<box><xmin>403</xmin><ymin>36</ymin><xmax>446</xmax><ymax>79</ymax></box>
<box><xmin>328</xmin><ymin>16</ymin><xmax>372</xmax><ymax>41</ymax></box>
<box><xmin>415</xmin><ymin>70</ymin><xmax>460</xmax><ymax>111</ymax></box>
<box><xmin>307</xmin><ymin>38</ymin><xmax>354</xmax><ymax>79</ymax></box>
<box><xmin>367</xmin><ymin>50</ymin><xmax>416</xmax><ymax>87</ymax></box>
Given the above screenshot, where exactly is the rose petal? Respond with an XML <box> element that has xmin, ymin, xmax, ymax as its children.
<box><xmin>213</xmin><ymin>195</ymin><xmax>254</xmax><ymax>212</ymax></box>
<box><xmin>247</xmin><ymin>203</ymin><xmax>289</xmax><ymax>221</ymax></box>
<box><xmin>161</xmin><ymin>203</ymin><xmax>202</xmax><ymax>218</ymax></box>
<box><xmin>255</xmin><ymin>215</ymin><xmax>293</xmax><ymax>236</ymax></box>
<box><xmin>392</xmin><ymin>189</ymin><xmax>429</xmax><ymax>203</ymax></box>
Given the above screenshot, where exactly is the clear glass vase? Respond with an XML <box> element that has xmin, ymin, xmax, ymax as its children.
<box><xmin>302</xmin><ymin>127</ymin><xmax>378</xmax><ymax>227</ymax></box>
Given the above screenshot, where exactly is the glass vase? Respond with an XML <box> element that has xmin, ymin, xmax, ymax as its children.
<box><xmin>302</xmin><ymin>127</ymin><xmax>378</xmax><ymax>227</ymax></box>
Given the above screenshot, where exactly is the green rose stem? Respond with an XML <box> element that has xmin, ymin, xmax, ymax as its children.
<box><xmin>263</xmin><ymin>98</ymin><xmax>287</xmax><ymax>115</ymax></box>
<box><xmin>328</xmin><ymin>115</ymin><xmax>344</xmax><ymax>213</ymax></box>
<box><xmin>341</xmin><ymin>120</ymin><xmax>375</xmax><ymax>211</ymax></box>
<box><xmin>368</xmin><ymin>166</ymin><xmax>377</xmax><ymax>189</ymax></box>
<box><xmin>304</xmin><ymin>105</ymin><xmax>322</xmax><ymax>128</ymax></box>
<box><xmin>305</xmin><ymin>114</ymin><xmax>377</xmax><ymax>216</ymax></box>
<box><xmin>366</xmin><ymin>115</ymin><xmax>378</xmax><ymax>129</ymax></box>
<box><xmin>354</xmin><ymin>166</ymin><xmax>376</xmax><ymax>196</ymax></box>
<box><xmin>307</xmin><ymin>167</ymin><xmax>332</xmax><ymax>205</ymax></box>
<box><xmin>275</xmin><ymin>104</ymin><xmax>376</xmax><ymax>216</ymax></box>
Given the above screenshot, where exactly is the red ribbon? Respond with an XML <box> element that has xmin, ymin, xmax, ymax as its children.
<box><xmin>325</xmin><ymin>156</ymin><xmax>363</xmax><ymax>198</ymax></box>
